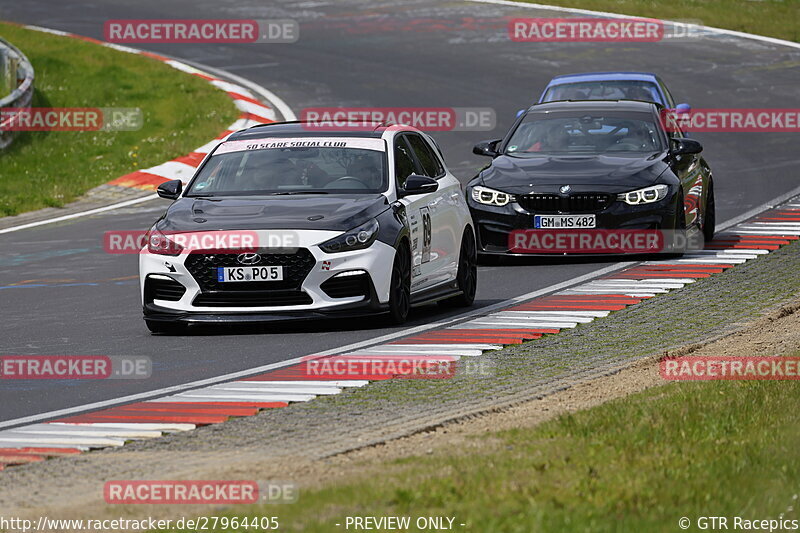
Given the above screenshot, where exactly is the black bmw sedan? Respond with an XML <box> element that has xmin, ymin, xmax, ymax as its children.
<box><xmin>467</xmin><ymin>100</ymin><xmax>715</xmax><ymax>256</ymax></box>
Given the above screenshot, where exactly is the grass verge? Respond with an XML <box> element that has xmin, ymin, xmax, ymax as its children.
<box><xmin>193</xmin><ymin>356</ymin><xmax>800</xmax><ymax>532</ymax></box>
<box><xmin>0</xmin><ymin>22</ymin><xmax>239</xmax><ymax>217</ymax></box>
<box><xmin>518</xmin><ymin>0</ymin><xmax>800</xmax><ymax>43</ymax></box>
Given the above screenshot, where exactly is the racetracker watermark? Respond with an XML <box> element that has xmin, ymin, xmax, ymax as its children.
<box><xmin>0</xmin><ymin>108</ymin><xmax>142</xmax><ymax>131</ymax></box>
<box><xmin>508</xmin><ymin>229</ymin><xmax>701</xmax><ymax>254</ymax></box>
<box><xmin>509</xmin><ymin>17</ymin><xmax>708</xmax><ymax>42</ymax></box>
<box><xmin>662</xmin><ymin>108</ymin><xmax>800</xmax><ymax>132</ymax></box>
<box><xmin>104</xmin><ymin>19</ymin><xmax>299</xmax><ymax>43</ymax></box>
<box><xmin>0</xmin><ymin>356</ymin><xmax>151</xmax><ymax>379</ymax></box>
<box><xmin>104</xmin><ymin>230</ymin><xmax>299</xmax><ymax>254</ymax></box>
<box><xmin>301</xmin><ymin>355</ymin><xmax>457</xmax><ymax>379</ymax></box>
<box><xmin>104</xmin><ymin>480</ymin><xmax>297</xmax><ymax>504</ymax></box>
<box><xmin>661</xmin><ymin>357</ymin><xmax>800</xmax><ymax>380</ymax></box>
<box><xmin>300</xmin><ymin>107</ymin><xmax>496</xmax><ymax>132</ymax></box>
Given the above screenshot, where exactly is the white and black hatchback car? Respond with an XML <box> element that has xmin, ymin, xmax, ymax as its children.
<box><xmin>139</xmin><ymin>122</ymin><xmax>477</xmax><ymax>333</ymax></box>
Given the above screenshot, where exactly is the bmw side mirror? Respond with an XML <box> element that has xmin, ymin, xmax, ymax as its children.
<box><xmin>398</xmin><ymin>174</ymin><xmax>439</xmax><ymax>198</ymax></box>
<box><xmin>515</xmin><ymin>109</ymin><xmax>525</xmax><ymax>118</ymax></box>
<box><xmin>157</xmin><ymin>179</ymin><xmax>183</xmax><ymax>200</ymax></box>
<box><xmin>675</xmin><ymin>103</ymin><xmax>691</xmax><ymax>114</ymax></box>
<box><xmin>473</xmin><ymin>139</ymin><xmax>502</xmax><ymax>157</ymax></box>
<box><xmin>671</xmin><ymin>138</ymin><xmax>703</xmax><ymax>156</ymax></box>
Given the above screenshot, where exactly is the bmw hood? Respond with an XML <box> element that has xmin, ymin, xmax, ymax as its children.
<box><xmin>479</xmin><ymin>153</ymin><xmax>669</xmax><ymax>195</ymax></box>
<box><xmin>158</xmin><ymin>194</ymin><xmax>390</xmax><ymax>233</ymax></box>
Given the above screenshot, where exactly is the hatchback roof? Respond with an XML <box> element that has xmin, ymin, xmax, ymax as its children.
<box><xmin>227</xmin><ymin>121</ymin><xmax>393</xmax><ymax>141</ymax></box>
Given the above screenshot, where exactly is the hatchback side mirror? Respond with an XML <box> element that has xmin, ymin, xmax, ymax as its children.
<box><xmin>473</xmin><ymin>139</ymin><xmax>502</xmax><ymax>157</ymax></box>
<box><xmin>398</xmin><ymin>174</ymin><xmax>439</xmax><ymax>198</ymax></box>
<box><xmin>157</xmin><ymin>179</ymin><xmax>183</xmax><ymax>200</ymax></box>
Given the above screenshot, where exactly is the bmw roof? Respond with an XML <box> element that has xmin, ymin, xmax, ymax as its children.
<box><xmin>524</xmin><ymin>99</ymin><xmax>662</xmax><ymax>113</ymax></box>
<box><xmin>547</xmin><ymin>72</ymin><xmax>661</xmax><ymax>84</ymax></box>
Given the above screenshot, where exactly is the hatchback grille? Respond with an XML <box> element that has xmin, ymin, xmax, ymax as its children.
<box><xmin>193</xmin><ymin>290</ymin><xmax>312</xmax><ymax>307</ymax></box>
<box><xmin>184</xmin><ymin>248</ymin><xmax>316</xmax><ymax>292</ymax></box>
<box><xmin>518</xmin><ymin>193</ymin><xmax>613</xmax><ymax>213</ymax></box>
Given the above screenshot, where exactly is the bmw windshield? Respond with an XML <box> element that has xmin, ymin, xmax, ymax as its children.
<box><xmin>543</xmin><ymin>80</ymin><xmax>662</xmax><ymax>104</ymax></box>
<box><xmin>186</xmin><ymin>137</ymin><xmax>388</xmax><ymax>196</ymax></box>
<box><xmin>504</xmin><ymin>112</ymin><xmax>665</xmax><ymax>157</ymax></box>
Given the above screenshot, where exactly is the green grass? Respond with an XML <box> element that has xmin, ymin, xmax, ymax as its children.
<box><xmin>185</xmin><ymin>355</ymin><xmax>800</xmax><ymax>532</ymax></box>
<box><xmin>518</xmin><ymin>0</ymin><xmax>800</xmax><ymax>42</ymax></box>
<box><xmin>0</xmin><ymin>22</ymin><xmax>239</xmax><ymax>217</ymax></box>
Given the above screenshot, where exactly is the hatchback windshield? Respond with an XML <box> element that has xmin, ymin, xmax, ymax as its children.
<box><xmin>186</xmin><ymin>137</ymin><xmax>387</xmax><ymax>196</ymax></box>
<box><xmin>505</xmin><ymin>112</ymin><xmax>664</xmax><ymax>156</ymax></box>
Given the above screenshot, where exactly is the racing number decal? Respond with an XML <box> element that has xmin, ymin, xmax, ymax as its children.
<box><xmin>420</xmin><ymin>206</ymin><xmax>432</xmax><ymax>264</ymax></box>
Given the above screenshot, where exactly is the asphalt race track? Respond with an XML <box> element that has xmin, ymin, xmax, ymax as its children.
<box><xmin>0</xmin><ymin>0</ymin><xmax>798</xmax><ymax>422</ymax></box>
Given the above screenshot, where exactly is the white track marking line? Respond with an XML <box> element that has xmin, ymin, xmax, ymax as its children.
<box><xmin>141</xmin><ymin>397</ymin><xmax>289</xmax><ymax>404</ymax></box>
<box><xmin>6</xmin><ymin>425</ymin><xmax>162</xmax><ymax>438</ymax></box>
<box><xmin>222</xmin><ymin>380</ymin><xmax>369</xmax><ymax>388</ymax></box>
<box><xmin>54</xmin><ymin>422</ymin><xmax>194</xmax><ymax>432</ymax></box>
<box><xmin>683</xmin><ymin>254</ymin><xmax>758</xmax><ymax>260</ymax></box>
<box><xmin>0</xmin><ymin>443</ymin><xmax>89</xmax><ymax>450</ymax></box>
<box><xmin>562</xmin><ymin>291</ymin><xmax>659</xmax><ymax>297</ymax></box>
<box><xmin>380</xmin><ymin>343</ymin><xmax>503</xmax><ymax>350</ymax></box>
<box><xmin>714</xmin><ymin>249</ymin><xmax>770</xmax><ymax>254</ymax></box>
<box><xmin>167</xmin><ymin>391</ymin><xmax>318</xmax><ymax>402</ymax></box>
<box><xmin>670</xmin><ymin>258</ymin><xmax>746</xmax><ymax>264</ymax></box>
<box><xmin>0</xmin><ymin>435</ymin><xmax>125</xmax><ymax>447</ymax></box>
<box><xmin>207</xmin><ymin>384</ymin><xmax>341</xmax><ymax>395</ymax></box>
<box><xmin>348</xmin><ymin>349</ymin><xmax>481</xmax><ymax>357</ymax></box>
<box><xmin>493</xmin><ymin>314</ymin><xmax>596</xmax><ymax>323</ymax></box>
<box><xmin>464</xmin><ymin>320</ymin><xmax>579</xmax><ymax>329</ymax></box>
<box><xmin>736</xmin><ymin>227</ymin><xmax>800</xmax><ymax>234</ymax></box>
<box><xmin>348</xmin><ymin>345</ymin><xmax>495</xmax><ymax>353</ymax></box>
<box><xmin>585</xmin><ymin>281</ymin><xmax>686</xmax><ymax>288</ymax></box>
<box><xmin>611</xmin><ymin>278</ymin><xmax>696</xmax><ymax>284</ymax></box>
<box><xmin>728</xmin><ymin>230</ymin><xmax>800</xmax><ymax>236</ymax></box>
<box><xmin>23</xmin><ymin>25</ymin><xmax>69</xmax><ymax>36</ymax></box>
<box><xmin>504</xmin><ymin>310</ymin><xmax>610</xmax><ymax>317</ymax></box>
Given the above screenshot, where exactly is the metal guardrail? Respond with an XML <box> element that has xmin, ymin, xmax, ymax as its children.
<box><xmin>0</xmin><ymin>37</ymin><xmax>34</xmax><ymax>150</ymax></box>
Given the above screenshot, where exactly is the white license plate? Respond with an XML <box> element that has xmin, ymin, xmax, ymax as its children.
<box><xmin>217</xmin><ymin>266</ymin><xmax>284</xmax><ymax>283</ymax></box>
<box><xmin>534</xmin><ymin>215</ymin><xmax>596</xmax><ymax>229</ymax></box>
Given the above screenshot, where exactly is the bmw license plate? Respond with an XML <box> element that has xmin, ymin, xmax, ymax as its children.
<box><xmin>217</xmin><ymin>266</ymin><xmax>283</xmax><ymax>283</ymax></box>
<box><xmin>534</xmin><ymin>215</ymin><xmax>596</xmax><ymax>229</ymax></box>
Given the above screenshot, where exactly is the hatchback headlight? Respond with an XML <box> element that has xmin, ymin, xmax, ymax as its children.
<box><xmin>471</xmin><ymin>186</ymin><xmax>516</xmax><ymax>207</ymax></box>
<box><xmin>319</xmin><ymin>219</ymin><xmax>380</xmax><ymax>253</ymax></box>
<box><xmin>617</xmin><ymin>185</ymin><xmax>669</xmax><ymax>205</ymax></box>
<box><xmin>146</xmin><ymin>228</ymin><xmax>184</xmax><ymax>256</ymax></box>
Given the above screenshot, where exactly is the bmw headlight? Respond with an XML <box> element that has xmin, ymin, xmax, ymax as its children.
<box><xmin>319</xmin><ymin>219</ymin><xmax>380</xmax><ymax>253</ymax></box>
<box><xmin>617</xmin><ymin>185</ymin><xmax>669</xmax><ymax>205</ymax></box>
<box><xmin>471</xmin><ymin>185</ymin><xmax>516</xmax><ymax>207</ymax></box>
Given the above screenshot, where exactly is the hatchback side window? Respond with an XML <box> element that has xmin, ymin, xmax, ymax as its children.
<box><xmin>394</xmin><ymin>135</ymin><xmax>418</xmax><ymax>189</ymax></box>
<box><xmin>406</xmin><ymin>134</ymin><xmax>445</xmax><ymax>178</ymax></box>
